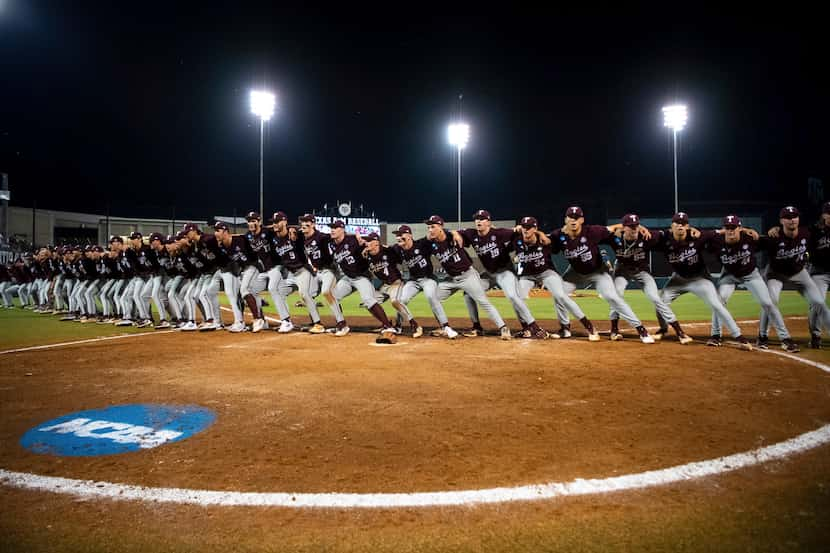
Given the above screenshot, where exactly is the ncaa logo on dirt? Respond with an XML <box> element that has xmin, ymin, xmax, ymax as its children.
<box><xmin>20</xmin><ymin>404</ymin><xmax>216</xmax><ymax>456</ymax></box>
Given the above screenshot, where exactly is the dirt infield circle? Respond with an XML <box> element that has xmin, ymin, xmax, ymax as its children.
<box><xmin>2</xmin><ymin>325</ymin><xmax>830</xmax><ymax>509</ymax></box>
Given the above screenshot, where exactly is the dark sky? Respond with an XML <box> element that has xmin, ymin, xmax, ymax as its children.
<box><xmin>1</xmin><ymin>4</ymin><xmax>826</xmax><ymax>226</ymax></box>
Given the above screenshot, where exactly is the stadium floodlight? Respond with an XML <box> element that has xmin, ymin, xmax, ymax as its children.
<box><xmin>662</xmin><ymin>104</ymin><xmax>688</xmax><ymax>213</ymax></box>
<box><xmin>447</xmin><ymin>123</ymin><xmax>470</xmax><ymax>229</ymax></box>
<box><xmin>250</xmin><ymin>90</ymin><xmax>277</xmax><ymax>216</ymax></box>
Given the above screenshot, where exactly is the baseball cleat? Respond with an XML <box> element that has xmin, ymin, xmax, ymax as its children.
<box><xmin>639</xmin><ymin>334</ymin><xmax>655</xmax><ymax>344</ymax></box>
<box><xmin>412</xmin><ymin>325</ymin><xmax>423</xmax><ymax>338</ymax></box>
<box><xmin>376</xmin><ymin>327</ymin><xmax>398</xmax><ymax>344</ymax></box>
<box><xmin>652</xmin><ymin>329</ymin><xmax>666</xmax><ymax>342</ymax></box>
<box><xmin>706</xmin><ymin>335</ymin><xmax>722</xmax><ymax>347</ymax></box>
<box><xmin>136</xmin><ymin>320</ymin><xmax>153</xmax><ymax>328</ymax></box>
<box><xmin>430</xmin><ymin>328</ymin><xmax>445</xmax><ymax>337</ymax></box>
<box><xmin>513</xmin><ymin>329</ymin><xmax>532</xmax><ymax>338</ymax></box>
<box><xmin>180</xmin><ymin>321</ymin><xmax>198</xmax><ymax>331</ymax></box>
<box><xmin>608</xmin><ymin>332</ymin><xmax>623</xmax><ymax>342</ymax></box>
<box><xmin>755</xmin><ymin>335</ymin><xmax>769</xmax><ymax>350</ymax></box>
<box><xmin>334</xmin><ymin>325</ymin><xmax>350</xmax><ymax>337</ymax></box>
<box><xmin>549</xmin><ymin>327</ymin><xmax>572</xmax><ymax>339</ymax></box>
<box><xmin>252</xmin><ymin>319</ymin><xmax>266</xmax><ymax>333</ymax></box>
<box><xmin>198</xmin><ymin>322</ymin><xmax>217</xmax><ymax>332</ymax></box>
<box><xmin>278</xmin><ymin>320</ymin><xmax>295</xmax><ymax>333</ymax></box>
<box><xmin>737</xmin><ymin>336</ymin><xmax>754</xmax><ymax>351</ymax></box>
<box><xmin>781</xmin><ymin>339</ymin><xmax>800</xmax><ymax>353</ymax></box>
<box><xmin>678</xmin><ymin>333</ymin><xmax>693</xmax><ymax>345</ymax></box>
<box><xmin>115</xmin><ymin>319</ymin><xmax>133</xmax><ymax>327</ymax></box>
<box><xmin>308</xmin><ymin>323</ymin><xmax>326</xmax><ymax>334</ymax></box>
<box><xmin>463</xmin><ymin>328</ymin><xmax>485</xmax><ymax>337</ymax></box>
<box><xmin>499</xmin><ymin>326</ymin><xmax>513</xmax><ymax>341</ymax></box>
<box><xmin>444</xmin><ymin>326</ymin><xmax>459</xmax><ymax>339</ymax></box>
<box><xmin>228</xmin><ymin>321</ymin><xmax>246</xmax><ymax>333</ymax></box>
<box><xmin>81</xmin><ymin>317</ymin><xmax>97</xmax><ymax>324</ymax></box>
<box><xmin>155</xmin><ymin>320</ymin><xmax>172</xmax><ymax>330</ymax></box>
<box><xmin>809</xmin><ymin>335</ymin><xmax>821</xmax><ymax>349</ymax></box>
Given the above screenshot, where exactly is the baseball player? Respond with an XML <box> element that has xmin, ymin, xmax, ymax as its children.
<box><xmin>362</xmin><ymin>232</ymin><xmax>424</xmax><ymax>337</ymax></box>
<box><xmin>239</xmin><ymin>212</ymin><xmax>274</xmax><ymax>332</ymax></box>
<box><xmin>72</xmin><ymin>246</ymin><xmax>98</xmax><ymax>322</ymax></box>
<box><xmin>807</xmin><ymin>202</ymin><xmax>830</xmax><ymax>348</ymax></box>
<box><xmin>141</xmin><ymin>233</ymin><xmax>172</xmax><ymax>329</ymax></box>
<box><xmin>513</xmin><ymin>216</ymin><xmax>600</xmax><ymax>340</ymax></box>
<box><xmin>390</xmin><ymin>224</ymin><xmax>459</xmax><ymax>339</ymax></box>
<box><xmin>174</xmin><ymin>232</ymin><xmax>209</xmax><ymax>331</ymax></box>
<box><xmin>329</xmin><ymin>220</ymin><xmax>398</xmax><ymax>341</ymax></box>
<box><xmin>458</xmin><ymin>210</ymin><xmax>548</xmax><ymax>339</ymax></box>
<box><xmin>270</xmin><ymin>212</ymin><xmax>327</xmax><ymax>333</ymax></box>
<box><xmin>648</xmin><ymin>212</ymin><xmax>753</xmax><ymax>350</ymax></box>
<box><xmin>605</xmin><ymin>213</ymin><xmax>692</xmax><ymax>343</ymax></box>
<box><xmin>757</xmin><ymin>206</ymin><xmax>830</xmax><ymax>349</ymax></box>
<box><xmin>706</xmin><ymin>214</ymin><xmax>797</xmax><ymax>351</ymax></box>
<box><xmin>79</xmin><ymin>246</ymin><xmax>105</xmax><ymax>322</ymax></box>
<box><xmin>424</xmin><ymin>215</ymin><xmax>512</xmax><ymax>340</ymax></box>
<box><xmin>0</xmin><ymin>263</ymin><xmax>12</xmax><ymax>308</ymax></box>
<box><xmin>212</xmin><ymin>221</ymin><xmax>253</xmax><ymax>333</ymax></box>
<box><xmin>300</xmin><ymin>213</ymin><xmax>345</xmax><ymax>333</ymax></box>
<box><xmin>550</xmin><ymin>206</ymin><xmax>655</xmax><ymax>344</ymax></box>
<box><xmin>96</xmin><ymin>243</ymin><xmax>120</xmax><ymax>323</ymax></box>
<box><xmin>184</xmin><ymin>223</ymin><xmax>225</xmax><ymax>331</ymax></box>
<box><xmin>126</xmin><ymin>232</ymin><xmax>156</xmax><ymax>328</ymax></box>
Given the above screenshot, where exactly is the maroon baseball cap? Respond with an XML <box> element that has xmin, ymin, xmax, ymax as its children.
<box><xmin>392</xmin><ymin>224</ymin><xmax>412</xmax><ymax>235</ymax></box>
<box><xmin>330</xmin><ymin>220</ymin><xmax>345</xmax><ymax>229</ymax></box>
<box><xmin>519</xmin><ymin>216</ymin><xmax>538</xmax><ymax>228</ymax></box>
<box><xmin>129</xmin><ymin>231</ymin><xmax>143</xmax><ymax>240</ymax></box>
<box><xmin>823</xmin><ymin>202</ymin><xmax>830</xmax><ymax>215</ymax></box>
<box><xmin>364</xmin><ymin>232</ymin><xmax>380</xmax><ymax>242</ymax></box>
<box><xmin>213</xmin><ymin>221</ymin><xmax>230</xmax><ymax>231</ymax></box>
<box><xmin>182</xmin><ymin>223</ymin><xmax>200</xmax><ymax>233</ymax></box>
<box><xmin>298</xmin><ymin>213</ymin><xmax>315</xmax><ymax>223</ymax></box>
<box><xmin>83</xmin><ymin>245</ymin><xmax>93</xmax><ymax>252</ymax></box>
<box><xmin>779</xmin><ymin>206</ymin><xmax>800</xmax><ymax>219</ymax></box>
<box><xmin>722</xmin><ymin>214</ymin><xmax>741</xmax><ymax>228</ymax></box>
<box><xmin>473</xmin><ymin>209</ymin><xmax>491</xmax><ymax>220</ymax></box>
<box><xmin>245</xmin><ymin>211</ymin><xmax>261</xmax><ymax>221</ymax></box>
<box><xmin>424</xmin><ymin>215</ymin><xmax>445</xmax><ymax>225</ymax></box>
<box><xmin>565</xmin><ymin>206</ymin><xmax>584</xmax><ymax>219</ymax></box>
<box><xmin>92</xmin><ymin>245</ymin><xmax>104</xmax><ymax>253</ymax></box>
<box><xmin>175</xmin><ymin>230</ymin><xmax>187</xmax><ymax>241</ymax></box>
<box><xmin>271</xmin><ymin>211</ymin><xmax>288</xmax><ymax>223</ymax></box>
<box><xmin>164</xmin><ymin>234</ymin><xmax>176</xmax><ymax>244</ymax></box>
<box><xmin>109</xmin><ymin>235</ymin><xmax>123</xmax><ymax>244</ymax></box>
<box><xmin>672</xmin><ymin>212</ymin><xmax>689</xmax><ymax>225</ymax></box>
<box><xmin>149</xmin><ymin>232</ymin><xmax>164</xmax><ymax>242</ymax></box>
<box><xmin>622</xmin><ymin>213</ymin><xmax>640</xmax><ymax>227</ymax></box>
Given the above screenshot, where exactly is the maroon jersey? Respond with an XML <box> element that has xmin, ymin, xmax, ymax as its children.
<box><xmin>460</xmin><ymin>228</ymin><xmax>517</xmax><ymax>273</ymax></box>
<box><xmin>611</xmin><ymin>232</ymin><xmax>660</xmax><ymax>276</ymax></box>
<box><xmin>809</xmin><ymin>223</ymin><xmax>830</xmax><ymax>273</ymax></box>
<box><xmin>0</xmin><ymin>264</ymin><xmax>10</xmax><ymax>282</ymax></box>
<box><xmin>551</xmin><ymin>225</ymin><xmax>613</xmax><ymax>275</ymax></box>
<box><xmin>79</xmin><ymin>257</ymin><xmax>98</xmax><ymax>281</ymax></box>
<box><xmin>11</xmin><ymin>264</ymin><xmax>32</xmax><ymax>283</ymax></box>
<box><xmin>429</xmin><ymin>234</ymin><xmax>473</xmax><ymax>277</ymax></box>
<box><xmin>272</xmin><ymin>230</ymin><xmax>307</xmax><ymax>272</ymax></box>
<box><xmin>760</xmin><ymin>227</ymin><xmax>810</xmax><ymax>277</ymax></box>
<box><xmin>216</xmin><ymin>235</ymin><xmax>256</xmax><ymax>273</ymax></box>
<box><xmin>393</xmin><ymin>238</ymin><xmax>434</xmax><ymax>280</ymax></box>
<box><xmin>513</xmin><ymin>236</ymin><xmax>555</xmax><ymax>276</ymax></box>
<box><xmin>182</xmin><ymin>245</ymin><xmax>209</xmax><ymax>276</ymax></box>
<box><xmin>97</xmin><ymin>256</ymin><xmax>118</xmax><ymax>280</ymax></box>
<box><xmin>654</xmin><ymin>230</ymin><xmax>715</xmax><ymax>278</ymax></box>
<box><xmin>708</xmin><ymin>233</ymin><xmax>758</xmax><ymax>278</ymax></box>
<box><xmin>332</xmin><ymin>235</ymin><xmax>370</xmax><ymax>278</ymax></box>
<box><xmin>366</xmin><ymin>246</ymin><xmax>403</xmax><ymax>285</ymax></box>
<box><xmin>304</xmin><ymin>230</ymin><xmax>336</xmax><ymax>271</ymax></box>
<box><xmin>193</xmin><ymin>234</ymin><xmax>221</xmax><ymax>272</ymax></box>
<box><xmin>37</xmin><ymin>259</ymin><xmax>54</xmax><ymax>279</ymax></box>
<box><xmin>133</xmin><ymin>244</ymin><xmax>156</xmax><ymax>277</ymax></box>
<box><xmin>245</xmin><ymin>228</ymin><xmax>279</xmax><ymax>271</ymax></box>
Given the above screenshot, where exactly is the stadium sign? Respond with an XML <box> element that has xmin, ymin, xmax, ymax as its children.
<box><xmin>20</xmin><ymin>404</ymin><xmax>216</xmax><ymax>456</ymax></box>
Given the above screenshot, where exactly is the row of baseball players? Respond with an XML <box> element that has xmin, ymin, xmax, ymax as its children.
<box><xmin>2</xmin><ymin>204</ymin><xmax>829</xmax><ymax>351</ymax></box>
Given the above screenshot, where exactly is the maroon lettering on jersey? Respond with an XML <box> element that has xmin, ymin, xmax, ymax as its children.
<box><xmin>332</xmin><ymin>235</ymin><xmax>370</xmax><ymax>278</ymax></box>
<box><xmin>460</xmin><ymin>227</ymin><xmax>517</xmax><ymax>273</ymax></box>
<box><xmin>809</xmin><ymin>223</ymin><xmax>830</xmax><ymax>273</ymax></box>
<box><xmin>654</xmin><ymin>230</ymin><xmax>714</xmax><ymax>278</ymax></box>
<box><xmin>304</xmin><ymin>230</ymin><xmax>335</xmax><ymax>271</ymax></box>
<box><xmin>512</xmin><ymin>235</ymin><xmax>555</xmax><ymax>276</ymax></box>
<box><xmin>760</xmin><ymin>227</ymin><xmax>810</xmax><ymax>276</ymax></box>
<box><xmin>611</xmin><ymin>231</ymin><xmax>661</xmax><ymax>276</ymax></box>
<box><xmin>393</xmin><ymin>237</ymin><xmax>434</xmax><ymax>280</ymax></box>
<box><xmin>429</xmin><ymin>235</ymin><xmax>473</xmax><ymax>276</ymax></box>
<box><xmin>215</xmin><ymin>235</ymin><xmax>255</xmax><ymax>272</ymax></box>
<box><xmin>367</xmin><ymin>246</ymin><xmax>403</xmax><ymax>285</ymax></box>
<box><xmin>245</xmin><ymin>228</ymin><xmax>279</xmax><ymax>271</ymax></box>
<box><xmin>708</xmin><ymin>233</ymin><xmax>758</xmax><ymax>278</ymax></box>
<box><xmin>551</xmin><ymin>225</ymin><xmax>612</xmax><ymax>275</ymax></box>
<box><xmin>272</xmin><ymin>231</ymin><xmax>307</xmax><ymax>272</ymax></box>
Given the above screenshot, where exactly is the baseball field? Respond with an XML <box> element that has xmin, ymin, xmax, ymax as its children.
<box><xmin>1</xmin><ymin>290</ymin><xmax>829</xmax><ymax>552</ymax></box>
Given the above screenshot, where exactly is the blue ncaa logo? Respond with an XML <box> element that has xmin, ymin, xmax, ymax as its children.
<box><xmin>20</xmin><ymin>404</ymin><xmax>216</xmax><ymax>456</ymax></box>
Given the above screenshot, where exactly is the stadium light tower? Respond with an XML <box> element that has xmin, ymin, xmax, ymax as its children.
<box><xmin>447</xmin><ymin>122</ymin><xmax>470</xmax><ymax>229</ymax></box>
<box><xmin>662</xmin><ymin>104</ymin><xmax>688</xmax><ymax>214</ymax></box>
<box><xmin>250</xmin><ymin>90</ymin><xmax>276</xmax><ymax>217</ymax></box>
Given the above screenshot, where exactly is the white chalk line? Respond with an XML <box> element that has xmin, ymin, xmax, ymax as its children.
<box><xmin>0</xmin><ymin>330</ymin><xmax>175</xmax><ymax>355</ymax></box>
<box><xmin>1</xmin><ymin>351</ymin><xmax>829</xmax><ymax>509</ymax></box>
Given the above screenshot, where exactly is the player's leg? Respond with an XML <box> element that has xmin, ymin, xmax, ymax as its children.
<box><xmin>219</xmin><ymin>272</ymin><xmax>244</xmax><ymax>329</ymax></box>
<box><xmin>494</xmin><ymin>270</ymin><xmax>538</xmax><ymax>330</ymax></box>
<box><xmin>687</xmin><ymin>278</ymin><xmax>747</xmax><ymax>342</ymax></box>
<box><xmin>743</xmin><ymin>271</ymin><xmax>792</xmax><ymax>345</ymax></box>
<box><xmin>134</xmin><ymin>278</ymin><xmax>152</xmax><ymax>324</ymax></box>
<box><xmin>149</xmin><ymin>275</ymin><xmax>168</xmax><ymax>324</ymax></box>
<box><xmin>387</xmin><ymin>281</ymin><xmax>420</xmax><ymax>335</ymax></box>
<box><xmin>352</xmin><ymin>276</ymin><xmax>394</xmax><ymax>329</ymax></box>
<box><xmin>84</xmin><ymin>279</ymin><xmax>100</xmax><ymax>319</ymax></box>
<box><xmin>791</xmin><ymin>269</ymin><xmax>830</xmax><ymax>334</ymax></box>
<box><xmin>267</xmin><ymin>267</ymin><xmax>292</xmax><ymax>321</ymax></box>
<box><xmin>239</xmin><ymin>266</ymin><xmax>262</xmax><ymax>320</ymax></box>
<box><xmin>319</xmin><ymin>269</ymin><xmax>345</xmax><ymax>323</ymax></box>
<box><xmin>294</xmin><ymin>268</ymin><xmax>323</xmax><ymax>329</ymax></box>
<box><xmin>590</xmin><ymin>272</ymin><xmax>651</xmax><ymax>342</ymax></box>
<box><xmin>200</xmin><ymin>271</ymin><xmax>222</xmax><ymax>329</ymax></box>
<box><xmin>541</xmin><ymin>271</ymin><xmax>594</xmax><ymax>339</ymax></box>
<box><xmin>608</xmin><ymin>275</ymin><xmax>628</xmax><ymax>338</ymax></box>
<box><xmin>710</xmin><ymin>279</ymin><xmax>735</xmax><ymax>342</ymax></box>
<box><xmin>807</xmin><ymin>273</ymin><xmax>830</xmax><ymax>347</ymax></box>
<box><xmin>458</xmin><ymin>269</ymin><xmax>508</xmax><ymax>337</ymax></box>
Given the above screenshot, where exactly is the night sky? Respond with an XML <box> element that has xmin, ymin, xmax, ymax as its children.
<box><xmin>1</xmin><ymin>5</ymin><xmax>826</xmax><ymax>227</ymax></box>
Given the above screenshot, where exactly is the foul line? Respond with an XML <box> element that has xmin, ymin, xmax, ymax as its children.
<box><xmin>0</xmin><ymin>330</ymin><xmax>175</xmax><ymax>355</ymax></box>
<box><xmin>1</xmin><ymin>350</ymin><xmax>828</xmax><ymax>508</ymax></box>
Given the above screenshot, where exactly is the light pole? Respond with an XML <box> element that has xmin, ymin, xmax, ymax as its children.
<box><xmin>662</xmin><ymin>104</ymin><xmax>687</xmax><ymax>214</ymax></box>
<box><xmin>447</xmin><ymin>123</ymin><xmax>470</xmax><ymax>229</ymax></box>
<box><xmin>250</xmin><ymin>90</ymin><xmax>276</xmax><ymax>217</ymax></box>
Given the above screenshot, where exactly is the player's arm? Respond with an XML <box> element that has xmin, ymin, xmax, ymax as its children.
<box><xmin>688</xmin><ymin>226</ymin><xmax>701</xmax><ymax>239</ymax></box>
<box><xmin>450</xmin><ymin>230</ymin><xmax>464</xmax><ymax>249</ymax></box>
<box><xmin>740</xmin><ymin>227</ymin><xmax>760</xmax><ymax>240</ymax></box>
<box><xmin>536</xmin><ymin>230</ymin><xmax>551</xmax><ymax>245</ymax></box>
<box><xmin>767</xmin><ymin>225</ymin><xmax>781</xmax><ymax>238</ymax></box>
